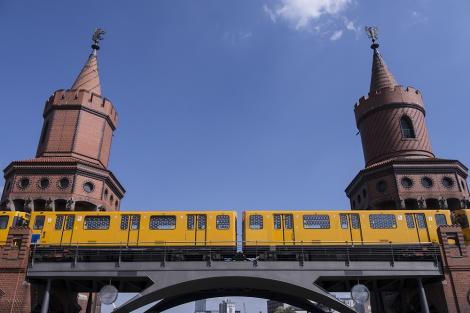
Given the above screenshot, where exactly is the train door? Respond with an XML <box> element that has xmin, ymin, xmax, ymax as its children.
<box><xmin>187</xmin><ymin>214</ymin><xmax>207</xmax><ymax>246</ymax></box>
<box><xmin>339</xmin><ymin>213</ymin><xmax>363</xmax><ymax>242</ymax></box>
<box><xmin>405</xmin><ymin>213</ymin><xmax>431</xmax><ymax>242</ymax></box>
<box><xmin>273</xmin><ymin>214</ymin><xmax>295</xmax><ymax>245</ymax></box>
<box><xmin>127</xmin><ymin>215</ymin><xmax>140</xmax><ymax>245</ymax></box>
<box><xmin>55</xmin><ymin>215</ymin><xmax>75</xmax><ymax>245</ymax></box>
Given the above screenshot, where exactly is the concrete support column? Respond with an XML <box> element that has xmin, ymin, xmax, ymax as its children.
<box><xmin>417</xmin><ymin>278</ymin><xmax>430</xmax><ymax>313</ymax></box>
<box><xmin>86</xmin><ymin>292</ymin><xmax>93</xmax><ymax>313</ymax></box>
<box><xmin>40</xmin><ymin>279</ymin><xmax>51</xmax><ymax>313</ymax></box>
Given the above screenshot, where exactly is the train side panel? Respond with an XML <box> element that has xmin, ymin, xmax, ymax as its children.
<box><xmin>0</xmin><ymin>211</ymin><xmax>29</xmax><ymax>245</ymax></box>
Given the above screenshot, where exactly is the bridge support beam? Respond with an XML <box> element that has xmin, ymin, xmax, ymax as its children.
<box><xmin>40</xmin><ymin>279</ymin><xmax>51</xmax><ymax>313</ymax></box>
<box><xmin>417</xmin><ymin>278</ymin><xmax>430</xmax><ymax>313</ymax></box>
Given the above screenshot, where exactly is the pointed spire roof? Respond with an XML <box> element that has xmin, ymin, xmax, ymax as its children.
<box><xmin>71</xmin><ymin>28</ymin><xmax>106</xmax><ymax>95</ymax></box>
<box><xmin>71</xmin><ymin>52</ymin><xmax>101</xmax><ymax>95</ymax></box>
<box><xmin>365</xmin><ymin>26</ymin><xmax>398</xmax><ymax>93</ymax></box>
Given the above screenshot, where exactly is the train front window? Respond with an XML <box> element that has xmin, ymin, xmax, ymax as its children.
<box><xmin>216</xmin><ymin>215</ymin><xmax>230</xmax><ymax>230</ymax></box>
<box><xmin>131</xmin><ymin>215</ymin><xmax>140</xmax><ymax>230</ymax></box>
<box><xmin>0</xmin><ymin>216</ymin><xmax>9</xmax><ymax>229</ymax></box>
<box><xmin>340</xmin><ymin>214</ymin><xmax>348</xmax><ymax>229</ymax></box>
<box><xmin>120</xmin><ymin>215</ymin><xmax>129</xmax><ymax>230</ymax></box>
<box><xmin>351</xmin><ymin>214</ymin><xmax>361</xmax><ymax>229</ymax></box>
<box><xmin>187</xmin><ymin>215</ymin><xmax>195</xmax><ymax>230</ymax></box>
<box><xmin>369</xmin><ymin>214</ymin><xmax>396</xmax><ymax>229</ymax></box>
<box><xmin>55</xmin><ymin>216</ymin><xmax>64</xmax><ymax>230</ymax></box>
<box><xmin>435</xmin><ymin>214</ymin><xmax>447</xmax><ymax>226</ymax></box>
<box><xmin>456</xmin><ymin>214</ymin><xmax>469</xmax><ymax>228</ymax></box>
<box><xmin>33</xmin><ymin>216</ymin><xmax>45</xmax><ymax>230</ymax></box>
<box><xmin>150</xmin><ymin>216</ymin><xmax>176</xmax><ymax>230</ymax></box>
<box><xmin>249</xmin><ymin>215</ymin><xmax>263</xmax><ymax>229</ymax></box>
<box><xmin>197</xmin><ymin>215</ymin><xmax>206</xmax><ymax>230</ymax></box>
<box><xmin>84</xmin><ymin>216</ymin><xmax>110</xmax><ymax>230</ymax></box>
<box><xmin>303</xmin><ymin>215</ymin><xmax>330</xmax><ymax>229</ymax></box>
<box><xmin>416</xmin><ymin>214</ymin><xmax>427</xmax><ymax>228</ymax></box>
<box><xmin>405</xmin><ymin>214</ymin><xmax>414</xmax><ymax>228</ymax></box>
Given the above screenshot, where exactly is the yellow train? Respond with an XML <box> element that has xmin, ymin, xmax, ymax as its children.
<box><xmin>242</xmin><ymin>209</ymin><xmax>452</xmax><ymax>256</ymax></box>
<box><xmin>0</xmin><ymin>211</ymin><xmax>29</xmax><ymax>245</ymax></box>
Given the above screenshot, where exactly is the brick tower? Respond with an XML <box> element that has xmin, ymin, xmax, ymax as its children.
<box><xmin>0</xmin><ymin>30</ymin><xmax>124</xmax><ymax>212</ymax></box>
<box><xmin>345</xmin><ymin>29</ymin><xmax>469</xmax><ymax>211</ymax></box>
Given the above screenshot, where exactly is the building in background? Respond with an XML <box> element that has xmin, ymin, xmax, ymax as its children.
<box><xmin>219</xmin><ymin>299</ymin><xmax>236</xmax><ymax>313</ymax></box>
<box><xmin>346</xmin><ymin>34</ymin><xmax>469</xmax><ymax>211</ymax></box>
<box><xmin>195</xmin><ymin>299</ymin><xmax>207</xmax><ymax>313</ymax></box>
<box><xmin>266</xmin><ymin>300</ymin><xmax>306</xmax><ymax>313</ymax></box>
<box><xmin>0</xmin><ymin>30</ymin><xmax>124</xmax><ymax>213</ymax></box>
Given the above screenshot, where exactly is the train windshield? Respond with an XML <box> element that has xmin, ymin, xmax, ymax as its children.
<box><xmin>0</xmin><ymin>216</ymin><xmax>9</xmax><ymax>229</ymax></box>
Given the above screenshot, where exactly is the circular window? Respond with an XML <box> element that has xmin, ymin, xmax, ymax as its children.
<box><xmin>110</xmin><ymin>195</ymin><xmax>114</xmax><ymax>204</ymax></box>
<box><xmin>58</xmin><ymin>178</ymin><xmax>70</xmax><ymax>189</ymax></box>
<box><xmin>401</xmin><ymin>177</ymin><xmax>413</xmax><ymax>189</ymax></box>
<box><xmin>376</xmin><ymin>180</ymin><xmax>387</xmax><ymax>193</ymax></box>
<box><xmin>83</xmin><ymin>182</ymin><xmax>95</xmax><ymax>193</ymax></box>
<box><xmin>39</xmin><ymin>178</ymin><xmax>50</xmax><ymax>189</ymax></box>
<box><xmin>442</xmin><ymin>177</ymin><xmax>454</xmax><ymax>188</ymax></box>
<box><xmin>421</xmin><ymin>177</ymin><xmax>433</xmax><ymax>188</ymax></box>
<box><xmin>104</xmin><ymin>189</ymin><xmax>109</xmax><ymax>199</ymax></box>
<box><xmin>115</xmin><ymin>200</ymin><xmax>118</xmax><ymax>208</ymax></box>
<box><xmin>18</xmin><ymin>177</ymin><xmax>30</xmax><ymax>189</ymax></box>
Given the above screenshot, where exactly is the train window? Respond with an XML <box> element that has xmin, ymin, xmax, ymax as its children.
<box><xmin>33</xmin><ymin>216</ymin><xmax>45</xmax><ymax>230</ymax></box>
<box><xmin>405</xmin><ymin>214</ymin><xmax>415</xmax><ymax>228</ymax></box>
<box><xmin>65</xmin><ymin>216</ymin><xmax>74</xmax><ymax>230</ymax></box>
<box><xmin>435</xmin><ymin>214</ymin><xmax>447</xmax><ymax>226</ymax></box>
<box><xmin>369</xmin><ymin>214</ymin><xmax>396</xmax><ymax>229</ymax></box>
<box><xmin>249</xmin><ymin>215</ymin><xmax>263</xmax><ymax>229</ymax></box>
<box><xmin>285</xmin><ymin>215</ymin><xmax>293</xmax><ymax>229</ymax></box>
<box><xmin>187</xmin><ymin>215</ymin><xmax>195</xmax><ymax>230</ymax></box>
<box><xmin>416</xmin><ymin>214</ymin><xmax>427</xmax><ymax>228</ymax></box>
<box><xmin>120</xmin><ymin>215</ymin><xmax>129</xmax><ymax>230</ymax></box>
<box><xmin>131</xmin><ymin>215</ymin><xmax>140</xmax><ymax>230</ymax></box>
<box><xmin>55</xmin><ymin>216</ymin><xmax>64</xmax><ymax>230</ymax></box>
<box><xmin>351</xmin><ymin>214</ymin><xmax>361</xmax><ymax>229</ymax></box>
<box><xmin>456</xmin><ymin>214</ymin><xmax>469</xmax><ymax>228</ymax></box>
<box><xmin>303</xmin><ymin>215</ymin><xmax>330</xmax><ymax>229</ymax></box>
<box><xmin>0</xmin><ymin>216</ymin><xmax>8</xmax><ymax>229</ymax></box>
<box><xmin>274</xmin><ymin>215</ymin><xmax>282</xmax><ymax>229</ymax></box>
<box><xmin>216</xmin><ymin>215</ymin><xmax>230</xmax><ymax>230</ymax></box>
<box><xmin>84</xmin><ymin>216</ymin><xmax>110</xmax><ymax>230</ymax></box>
<box><xmin>198</xmin><ymin>215</ymin><xmax>206</xmax><ymax>230</ymax></box>
<box><xmin>340</xmin><ymin>214</ymin><xmax>348</xmax><ymax>229</ymax></box>
<box><xmin>150</xmin><ymin>216</ymin><xmax>176</xmax><ymax>230</ymax></box>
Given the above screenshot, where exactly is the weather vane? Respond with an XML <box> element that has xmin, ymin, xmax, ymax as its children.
<box><xmin>364</xmin><ymin>26</ymin><xmax>379</xmax><ymax>49</ymax></box>
<box><xmin>91</xmin><ymin>28</ymin><xmax>106</xmax><ymax>52</ymax></box>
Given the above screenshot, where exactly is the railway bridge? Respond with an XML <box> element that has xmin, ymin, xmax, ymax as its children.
<box><xmin>27</xmin><ymin>244</ymin><xmax>442</xmax><ymax>313</ymax></box>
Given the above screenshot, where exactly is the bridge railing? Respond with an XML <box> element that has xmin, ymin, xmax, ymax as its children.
<box><xmin>29</xmin><ymin>241</ymin><xmax>442</xmax><ymax>267</ymax></box>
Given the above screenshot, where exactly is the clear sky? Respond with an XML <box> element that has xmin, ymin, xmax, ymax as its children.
<box><xmin>1</xmin><ymin>1</ymin><xmax>469</xmax><ymax>312</ymax></box>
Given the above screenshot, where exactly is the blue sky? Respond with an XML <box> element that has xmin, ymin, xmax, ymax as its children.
<box><xmin>1</xmin><ymin>1</ymin><xmax>469</xmax><ymax>312</ymax></box>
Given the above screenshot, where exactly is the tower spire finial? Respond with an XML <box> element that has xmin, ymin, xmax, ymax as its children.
<box><xmin>365</xmin><ymin>26</ymin><xmax>379</xmax><ymax>50</ymax></box>
<box><xmin>91</xmin><ymin>28</ymin><xmax>106</xmax><ymax>55</ymax></box>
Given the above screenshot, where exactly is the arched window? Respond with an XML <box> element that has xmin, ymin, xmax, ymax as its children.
<box><xmin>400</xmin><ymin>116</ymin><xmax>415</xmax><ymax>138</ymax></box>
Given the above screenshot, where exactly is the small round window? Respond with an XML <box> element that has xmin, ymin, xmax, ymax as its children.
<box><xmin>83</xmin><ymin>182</ymin><xmax>94</xmax><ymax>193</ymax></box>
<box><xmin>421</xmin><ymin>177</ymin><xmax>433</xmax><ymax>188</ymax></box>
<box><xmin>58</xmin><ymin>178</ymin><xmax>70</xmax><ymax>189</ymax></box>
<box><xmin>376</xmin><ymin>180</ymin><xmax>387</xmax><ymax>193</ymax></box>
<box><xmin>18</xmin><ymin>177</ymin><xmax>30</xmax><ymax>189</ymax></box>
<box><xmin>39</xmin><ymin>178</ymin><xmax>50</xmax><ymax>189</ymax></box>
<box><xmin>401</xmin><ymin>177</ymin><xmax>413</xmax><ymax>189</ymax></box>
<box><xmin>442</xmin><ymin>177</ymin><xmax>454</xmax><ymax>188</ymax></box>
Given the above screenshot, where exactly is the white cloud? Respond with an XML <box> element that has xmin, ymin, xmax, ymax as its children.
<box><xmin>330</xmin><ymin>29</ymin><xmax>343</xmax><ymax>41</ymax></box>
<box><xmin>265</xmin><ymin>0</ymin><xmax>352</xmax><ymax>30</ymax></box>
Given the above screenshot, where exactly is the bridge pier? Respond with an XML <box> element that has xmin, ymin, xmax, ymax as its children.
<box><xmin>40</xmin><ymin>279</ymin><xmax>51</xmax><ymax>313</ymax></box>
<box><xmin>417</xmin><ymin>278</ymin><xmax>430</xmax><ymax>313</ymax></box>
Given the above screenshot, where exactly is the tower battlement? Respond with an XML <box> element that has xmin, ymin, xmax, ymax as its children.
<box><xmin>45</xmin><ymin>89</ymin><xmax>118</xmax><ymax>129</ymax></box>
<box><xmin>354</xmin><ymin>85</ymin><xmax>424</xmax><ymax>123</ymax></box>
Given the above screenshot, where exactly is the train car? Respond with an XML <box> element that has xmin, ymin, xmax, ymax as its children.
<box><xmin>0</xmin><ymin>211</ymin><xmax>29</xmax><ymax>245</ymax></box>
<box><xmin>243</xmin><ymin>209</ymin><xmax>450</xmax><ymax>256</ymax></box>
<box><xmin>454</xmin><ymin>209</ymin><xmax>470</xmax><ymax>242</ymax></box>
<box><xmin>30</xmin><ymin>210</ymin><xmax>237</xmax><ymax>258</ymax></box>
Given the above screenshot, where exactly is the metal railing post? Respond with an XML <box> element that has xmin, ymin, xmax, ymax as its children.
<box><xmin>73</xmin><ymin>244</ymin><xmax>78</xmax><ymax>268</ymax></box>
<box><xmin>346</xmin><ymin>242</ymin><xmax>350</xmax><ymax>267</ymax></box>
<box><xmin>117</xmin><ymin>244</ymin><xmax>121</xmax><ymax>268</ymax></box>
<box><xmin>389</xmin><ymin>242</ymin><xmax>395</xmax><ymax>267</ymax></box>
